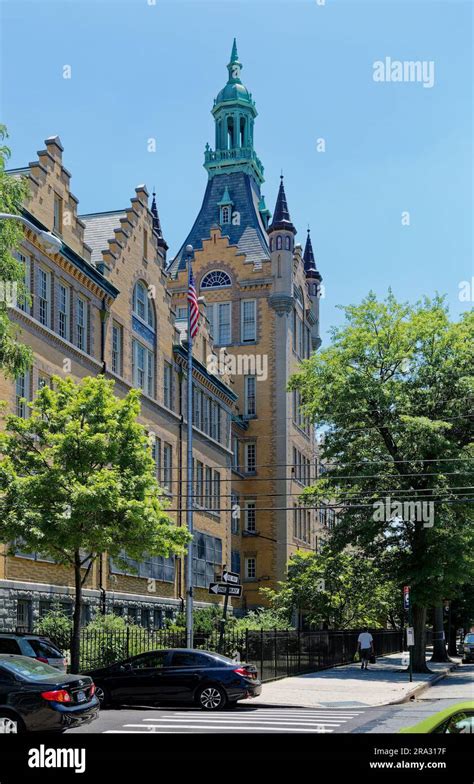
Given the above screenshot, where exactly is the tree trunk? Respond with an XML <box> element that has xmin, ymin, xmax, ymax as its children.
<box><xmin>431</xmin><ymin>604</ymin><xmax>450</xmax><ymax>662</ymax></box>
<box><xmin>447</xmin><ymin>620</ymin><xmax>458</xmax><ymax>657</ymax></box>
<box><xmin>412</xmin><ymin>604</ymin><xmax>431</xmax><ymax>672</ymax></box>
<box><xmin>70</xmin><ymin>551</ymin><xmax>82</xmax><ymax>674</ymax></box>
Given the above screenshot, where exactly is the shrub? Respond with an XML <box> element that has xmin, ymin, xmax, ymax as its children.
<box><xmin>34</xmin><ymin>604</ymin><xmax>72</xmax><ymax>652</ymax></box>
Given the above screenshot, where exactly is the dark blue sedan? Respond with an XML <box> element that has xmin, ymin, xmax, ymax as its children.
<box><xmin>86</xmin><ymin>648</ymin><xmax>262</xmax><ymax>711</ymax></box>
<box><xmin>0</xmin><ymin>654</ymin><xmax>99</xmax><ymax>733</ymax></box>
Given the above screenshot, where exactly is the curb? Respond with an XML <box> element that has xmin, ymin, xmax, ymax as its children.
<box><xmin>386</xmin><ymin>661</ymin><xmax>460</xmax><ymax>706</ymax></box>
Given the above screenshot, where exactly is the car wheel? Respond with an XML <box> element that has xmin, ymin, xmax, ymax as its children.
<box><xmin>0</xmin><ymin>713</ymin><xmax>23</xmax><ymax>734</ymax></box>
<box><xmin>95</xmin><ymin>685</ymin><xmax>110</xmax><ymax>709</ymax></box>
<box><xmin>196</xmin><ymin>685</ymin><xmax>227</xmax><ymax>711</ymax></box>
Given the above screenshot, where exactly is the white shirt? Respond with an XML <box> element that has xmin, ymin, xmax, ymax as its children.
<box><xmin>358</xmin><ymin>632</ymin><xmax>373</xmax><ymax>649</ymax></box>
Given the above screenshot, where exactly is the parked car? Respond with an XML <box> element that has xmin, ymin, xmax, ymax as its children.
<box><xmin>0</xmin><ymin>633</ymin><xmax>67</xmax><ymax>672</ymax></box>
<box><xmin>461</xmin><ymin>633</ymin><xmax>474</xmax><ymax>663</ymax></box>
<box><xmin>399</xmin><ymin>702</ymin><xmax>474</xmax><ymax>734</ymax></box>
<box><xmin>0</xmin><ymin>655</ymin><xmax>99</xmax><ymax>733</ymax></box>
<box><xmin>85</xmin><ymin>648</ymin><xmax>262</xmax><ymax>711</ymax></box>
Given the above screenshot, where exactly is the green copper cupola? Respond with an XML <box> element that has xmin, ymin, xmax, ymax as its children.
<box><xmin>204</xmin><ymin>38</ymin><xmax>265</xmax><ymax>186</ymax></box>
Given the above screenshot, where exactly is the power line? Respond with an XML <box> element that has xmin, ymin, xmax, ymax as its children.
<box><xmin>161</xmin><ymin>498</ymin><xmax>474</xmax><ymax>513</ymax></box>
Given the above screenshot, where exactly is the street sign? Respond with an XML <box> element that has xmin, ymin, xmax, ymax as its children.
<box><xmin>216</xmin><ymin>570</ymin><xmax>240</xmax><ymax>585</ymax></box>
<box><xmin>208</xmin><ymin>582</ymin><xmax>243</xmax><ymax>597</ymax></box>
<box><xmin>403</xmin><ymin>586</ymin><xmax>410</xmax><ymax>611</ymax></box>
<box><xmin>406</xmin><ymin>627</ymin><xmax>414</xmax><ymax>647</ymax></box>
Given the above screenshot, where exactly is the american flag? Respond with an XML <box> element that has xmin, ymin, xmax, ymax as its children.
<box><xmin>187</xmin><ymin>266</ymin><xmax>199</xmax><ymax>338</ymax></box>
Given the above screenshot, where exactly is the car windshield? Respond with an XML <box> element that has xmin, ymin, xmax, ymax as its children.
<box><xmin>464</xmin><ymin>634</ymin><xmax>474</xmax><ymax>643</ymax></box>
<box><xmin>0</xmin><ymin>656</ymin><xmax>62</xmax><ymax>679</ymax></box>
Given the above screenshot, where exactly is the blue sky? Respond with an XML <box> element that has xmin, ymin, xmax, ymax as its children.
<box><xmin>1</xmin><ymin>0</ymin><xmax>472</xmax><ymax>339</ymax></box>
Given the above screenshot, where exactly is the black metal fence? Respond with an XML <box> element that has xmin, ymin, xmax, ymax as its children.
<box><xmin>76</xmin><ymin>627</ymin><xmax>402</xmax><ymax>680</ymax></box>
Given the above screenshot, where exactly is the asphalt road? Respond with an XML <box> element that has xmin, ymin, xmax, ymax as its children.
<box><xmin>69</xmin><ymin>663</ymin><xmax>473</xmax><ymax>735</ymax></box>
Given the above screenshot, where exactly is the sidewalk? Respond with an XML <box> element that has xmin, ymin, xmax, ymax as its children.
<box><xmin>252</xmin><ymin>653</ymin><xmax>459</xmax><ymax>708</ymax></box>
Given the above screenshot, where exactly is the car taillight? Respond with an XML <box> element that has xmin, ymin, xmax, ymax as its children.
<box><xmin>90</xmin><ymin>684</ymin><xmax>95</xmax><ymax>696</ymax></box>
<box><xmin>41</xmin><ymin>689</ymin><xmax>72</xmax><ymax>703</ymax></box>
<box><xmin>234</xmin><ymin>667</ymin><xmax>255</xmax><ymax>678</ymax></box>
<box><xmin>35</xmin><ymin>656</ymin><xmax>49</xmax><ymax>664</ymax></box>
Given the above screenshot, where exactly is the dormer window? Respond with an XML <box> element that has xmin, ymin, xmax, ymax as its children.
<box><xmin>218</xmin><ymin>187</ymin><xmax>233</xmax><ymax>226</ymax></box>
<box><xmin>221</xmin><ymin>206</ymin><xmax>230</xmax><ymax>224</ymax></box>
<box><xmin>133</xmin><ymin>280</ymin><xmax>155</xmax><ymax>329</ymax></box>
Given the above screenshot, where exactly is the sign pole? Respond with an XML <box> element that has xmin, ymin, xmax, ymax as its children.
<box><xmin>185</xmin><ymin>246</ymin><xmax>194</xmax><ymax>650</ymax></box>
<box><xmin>218</xmin><ymin>585</ymin><xmax>230</xmax><ymax>654</ymax></box>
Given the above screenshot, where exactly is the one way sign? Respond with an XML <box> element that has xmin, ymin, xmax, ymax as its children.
<box><xmin>208</xmin><ymin>582</ymin><xmax>243</xmax><ymax>598</ymax></box>
<box><xmin>216</xmin><ymin>570</ymin><xmax>240</xmax><ymax>585</ymax></box>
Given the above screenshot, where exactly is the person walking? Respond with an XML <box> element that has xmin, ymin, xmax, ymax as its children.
<box><xmin>357</xmin><ymin>627</ymin><xmax>374</xmax><ymax>670</ymax></box>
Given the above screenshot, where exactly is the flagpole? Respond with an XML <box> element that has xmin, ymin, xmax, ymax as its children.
<box><xmin>185</xmin><ymin>245</ymin><xmax>194</xmax><ymax>649</ymax></box>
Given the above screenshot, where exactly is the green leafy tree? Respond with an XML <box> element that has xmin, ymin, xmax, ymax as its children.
<box><xmin>0</xmin><ymin>375</ymin><xmax>190</xmax><ymax>672</ymax></box>
<box><xmin>290</xmin><ymin>292</ymin><xmax>474</xmax><ymax>672</ymax></box>
<box><xmin>262</xmin><ymin>550</ymin><xmax>397</xmax><ymax>629</ymax></box>
<box><xmin>34</xmin><ymin>603</ymin><xmax>72</xmax><ymax>653</ymax></box>
<box><xmin>0</xmin><ymin>125</ymin><xmax>33</xmax><ymax>375</ymax></box>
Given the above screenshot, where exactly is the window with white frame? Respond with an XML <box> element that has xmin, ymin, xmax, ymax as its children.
<box><xmin>244</xmin><ymin>375</ymin><xmax>256</xmax><ymax>417</ymax></box>
<box><xmin>241</xmin><ymin>299</ymin><xmax>256</xmax><ymax>342</ymax></box>
<box><xmin>76</xmin><ymin>296</ymin><xmax>88</xmax><ymax>351</ymax></box>
<box><xmin>132</xmin><ymin>339</ymin><xmax>154</xmax><ymax>396</ymax></box>
<box><xmin>244</xmin><ymin>500</ymin><xmax>256</xmax><ymax>532</ymax></box>
<box><xmin>244</xmin><ymin>442</ymin><xmax>256</xmax><ymax>473</ymax></box>
<box><xmin>208</xmin><ymin>302</ymin><xmax>231</xmax><ymax>345</ymax></box>
<box><xmin>133</xmin><ymin>281</ymin><xmax>155</xmax><ymax>328</ymax></box>
<box><xmin>232</xmin><ymin>436</ymin><xmax>239</xmax><ymax>470</ymax></box>
<box><xmin>245</xmin><ymin>557</ymin><xmax>256</xmax><ymax>579</ymax></box>
<box><xmin>15</xmin><ymin>372</ymin><xmax>30</xmax><ymax>418</ymax></box>
<box><xmin>15</xmin><ymin>252</ymin><xmax>31</xmax><ymax>313</ymax></box>
<box><xmin>37</xmin><ymin>266</ymin><xmax>51</xmax><ymax>327</ymax></box>
<box><xmin>53</xmin><ymin>193</ymin><xmax>63</xmax><ymax>233</ymax></box>
<box><xmin>213</xmin><ymin>470</ymin><xmax>221</xmax><ymax>513</ymax></box>
<box><xmin>200</xmin><ymin>270</ymin><xmax>232</xmax><ymax>289</ymax></box>
<box><xmin>151</xmin><ymin>436</ymin><xmax>161</xmax><ymax>483</ymax></box>
<box><xmin>57</xmin><ymin>282</ymin><xmax>70</xmax><ymax>340</ymax></box>
<box><xmin>112</xmin><ymin>322</ymin><xmax>123</xmax><ymax>375</ymax></box>
<box><xmin>176</xmin><ymin>306</ymin><xmax>187</xmax><ymax>320</ymax></box>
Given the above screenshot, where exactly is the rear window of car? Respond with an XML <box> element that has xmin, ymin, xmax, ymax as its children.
<box><xmin>0</xmin><ymin>656</ymin><xmax>61</xmax><ymax>679</ymax></box>
<box><xmin>0</xmin><ymin>639</ymin><xmax>21</xmax><ymax>654</ymax></box>
<box><xmin>464</xmin><ymin>634</ymin><xmax>474</xmax><ymax>643</ymax></box>
<box><xmin>170</xmin><ymin>652</ymin><xmax>211</xmax><ymax>667</ymax></box>
<box><xmin>26</xmin><ymin>639</ymin><xmax>62</xmax><ymax>658</ymax></box>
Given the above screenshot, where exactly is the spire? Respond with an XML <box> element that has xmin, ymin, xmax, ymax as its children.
<box><xmin>268</xmin><ymin>175</ymin><xmax>296</xmax><ymax>235</ymax></box>
<box><xmin>303</xmin><ymin>227</ymin><xmax>321</xmax><ymax>280</ymax></box>
<box><xmin>228</xmin><ymin>38</ymin><xmax>242</xmax><ymax>83</ymax></box>
<box><xmin>151</xmin><ymin>190</ymin><xmax>168</xmax><ymax>251</ymax></box>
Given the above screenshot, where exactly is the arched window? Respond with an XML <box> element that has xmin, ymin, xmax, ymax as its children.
<box><xmin>201</xmin><ymin>270</ymin><xmax>232</xmax><ymax>289</ymax></box>
<box><xmin>276</xmin><ymin>236</ymin><xmax>282</xmax><ymax>250</ymax></box>
<box><xmin>293</xmin><ymin>285</ymin><xmax>304</xmax><ymax>309</ymax></box>
<box><xmin>221</xmin><ymin>206</ymin><xmax>230</xmax><ymax>225</ymax></box>
<box><xmin>270</xmin><ymin>238</ymin><xmax>274</xmax><ymax>251</ymax></box>
<box><xmin>285</xmin><ymin>236</ymin><xmax>291</xmax><ymax>250</ymax></box>
<box><xmin>133</xmin><ymin>281</ymin><xmax>155</xmax><ymax>329</ymax></box>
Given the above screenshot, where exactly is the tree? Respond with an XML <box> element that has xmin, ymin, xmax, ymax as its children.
<box><xmin>289</xmin><ymin>292</ymin><xmax>474</xmax><ymax>671</ymax></box>
<box><xmin>262</xmin><ymin>550</ymin><xmax>398</xmax><ymax>630</ymax></box>
<box><xmin>0</xmin><ymin>375</ymin><xmax>191</xmax><ymax>672</ymax></box>
<box><xmin>0</xmin><ymin>125</ymin><xmax>33</xmax><ymax>376</ymax></box>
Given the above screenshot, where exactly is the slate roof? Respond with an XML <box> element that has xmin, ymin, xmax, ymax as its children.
<box><xmin>269</xmin><ymin>176</ymin><xmax>296</xmax><ymax>234</ymax></box>
<box><xmin>168</xmin><ymin>171</ymin><xmax>270</xmax><ymax>276</ymax></box>
<box><xmin>81</xmin><ymin>210</ymin><xmax>126</xmax><ymax>265</ymax></box>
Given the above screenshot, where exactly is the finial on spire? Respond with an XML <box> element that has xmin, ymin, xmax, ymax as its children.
<box><xmin>227</xmin><ymin>38</ymin><xmax>242</xmax><ymax>83</ymax></box>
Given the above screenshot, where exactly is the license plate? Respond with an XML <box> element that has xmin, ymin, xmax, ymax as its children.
<box><xmin>76</xmin><ymin>690</ymin><xmax>86</xmax><ymax>703</ymax></box>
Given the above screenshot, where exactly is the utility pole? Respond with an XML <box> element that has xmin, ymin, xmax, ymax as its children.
<box><xmin>185</xmin><ymin>245</ymin><xmax>195</xmax><ymax>649</ymax></box>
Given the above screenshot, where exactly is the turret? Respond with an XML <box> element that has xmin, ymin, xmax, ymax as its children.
<box><xmin>303</xmin><ymin>228</ymin><xmax>322</xmax><ymax>350</ymax></box>
<box><xmin>268</xmin><ymin>175</ymin><xmax>296</xmax><ymax>297</ymax></box>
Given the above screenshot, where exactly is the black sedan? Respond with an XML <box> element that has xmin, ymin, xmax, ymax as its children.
<box><xmin>86</xmin><ymin>648</ymin><xmax>262</xmax><ymax>711</ymax></box>
<box><xmin>0</xmin><ymin>654</ymin><xmax>99</xmax><ymax>733</ymax></box>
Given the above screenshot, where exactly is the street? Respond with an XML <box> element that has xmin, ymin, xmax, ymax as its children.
<box><xmin>69</xmin><ymin>663</ymin><xmax>473</xmax><ymax>734</ymax></box>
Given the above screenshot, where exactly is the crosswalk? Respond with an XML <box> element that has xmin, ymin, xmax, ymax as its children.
<box><xmin>104</xmin><ymin>707</ymin><xmax>364</xmax><ymax>734</ymax></box>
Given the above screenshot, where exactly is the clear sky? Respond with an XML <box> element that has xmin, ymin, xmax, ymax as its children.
<box><xmin>1</xmin><ymin>0</ymin><xmax>472</xmax><ymax>339</ymax></box>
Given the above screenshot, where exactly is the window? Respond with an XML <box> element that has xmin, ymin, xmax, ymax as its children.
<box><xmin>110</xmin><ymin>552</ymin><xmax>175</xmax><ymax>582</ymax></box>
<box><xmin>170</xmin><ymin>652</ymin><xmax>210</xmax><ymax>667</ymax></box>
<box><xmin>244</xmin><ymin>442</ymin><xmax>256</xmax><ymax>473</ymax></box>
<box><xmin>245</xmin><ymin>557</ymin><xmax>256</xmax><ymax>579</ymax></box>
<box><xmin>241</xmin><ymin>299</ymin><xmax>256</xmax><ymax>342</ymax></box>
<box><xmin>210</xmin><ymin>400</ymin><xmax>220</xmax><ymax>441</ymax></box>
<box><xmin>37</xmin><ymin>373</ymin><xmax>50</xmax><ymax>391</ymax></box>
<box><xmin>132</xmin><ymin>339</ymin><xmax>154</xmax><ymax>396</ymax></box>
<box><xmin>153</xmin><ymin>608</ymin><xmax>163</xmax><ymax>629</ymax></box>
<box><xmin>57</xmin><ymin>282</ymin><xmax>70</xmax><ymax>340</ymax></box>
<box><xmin>76</xmin><ymin>296</ymin><xmax>87</xmax><ymax>351</ymax></box>
<box><xmin>213</xmin><ymin>470</ymin><xmax>221</xmax><ymax>513</ymax></box>
<box><xmin>205</xmin><ymin>466</ymin><xmax>212</xmax><ymax>509</ymax></box>
<box><xmin>112</xmin><ymin>322</ymin><xmax>123</xmax><ymax>375</ymax></box>
<box><xmin>244</xmin><ymin>375</ymin><xmax>256</xmax><ymax>416</ymax></box>
<box><xmin>16</xmin><ymin>252</ymin><xmax>31</xmax><ymax>313</ymax></box>
<box><xmin>293</xmin><ymin>389</ymin><xmax>311</xmax><ymax>435</ymax></box>
<box><xmin>195</xmin><ymin>461</ymin><xmax>204</xmax><ymax>507</ymax></box>
<box><xmin>221</xmin><ymin>206</ymin><xmax>230</xmax><ymax>225</ymax></box>
<box><xmin>232</xmin><ymin>436</ymin><xmax>239</xmax><ymax>470</ymax></box>
<box><xmin>16</xmin><ymin>599</ymin><xmax>31</xmax><ymax>629</ymax></box>
<box><xmin>53</xmin><ymin>194</ymin><xmax>63</xmax><ymax>233</ymax></box>
<box><xmin>132</xmin><ymin>651</ymin><xmax>169</xmax><ymax>669</ymax></box>
<box><xmin>244</xmin><ymin>500</ymin><xmax>256</xmax><ymax>533</ymax></box>
<box><xmin>208</xmin><ymin>302</ymin><xmax>231</xmax><ymax>345</ymax></box>
<box><xmin>201</xmin><ymin>271</ymin><xmax>232</xmax><ymax>290</ymax></box>
<box><xmin>176</xmin><ymin>306</ymin><xmax>187</xmax><ymax>320</ymax></box>
<box><xmin>133</xmin><ymin>281</ymin><xmax>155</xmax><ymax>329</ymax></box>
<box><xmin>319</xmin><ymin>503</ymin><xmax>327</xmax><ymax>527</ymax></box>
<box><xmin>143</xmin><ymin>228</ymin><xmax>148</xmax><ymax>260</ymax></box>
<box><xmin>163</xmin><ymin>362</ymin><xmax>173</xmax><ymax>409</ymax></box>
<box><xmin>231</xmin><ymin>493</ymin><xmax>240</xmax><ymax>534</ymax></box>
<box><xmin>327</xmin><ymin>509</ymin><xmax>336</xmax><ymax>530</ymax></box>
<box><xmin>276</xmin><ymin>236</ymin><xmax>282</xmax><ymax>250</ymax></box>
<box><xmin>231</xmin><ymin>550</ymin><xmax>241</xmax><ymax>576</ymax></box>
<box><xmin>163</xmin><ymin>443</ymin><xmax>172</xmax><ymax>491</ymax></box>
<box><xmin>285</xmin><ymin>236</ymin><xmax>291</xmax><ymax>250</ymax></box>
<box><xmin>194</xmin><ymin>388</ymin><xmax>203</xmax><ymax>430</ymax></box>
<box><xmin>37</xmin><ymin>266</ymin><xmax>51</xmax><ymax>327</ymax></box>
<box><xmin>15</xmin><ymin>372</ymin><xmax>30</xmax><ymax>418</ymax></box>
<box><xmin>151</xmin><ymin>436</ymin><xmax>161</xmax><ymax>482</ymax></box>
<box><xmin>0</xmin><ymin>638</ymin><xmax>21</xmax><ymax>654</ymax></box>
<box><xmin>192</xmin><ymin>532</ymin><xmax>222</xmax><ymax>588</ymax></box>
